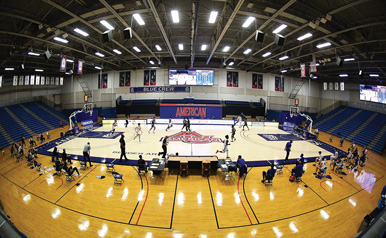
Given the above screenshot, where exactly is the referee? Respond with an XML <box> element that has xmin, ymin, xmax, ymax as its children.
<box><xmin>83</xmin><ymin>142</ymin><xmax>92</xmax><ymax>167</ymax></box>
<box><xmin>158</xmin><ymin>136</ymin><xmax>169</xmax><ymax>159</ymax></box>
<box><xmin>120</xmin><ymin>134</ymin><xmax>128</xmax><ymax>163</ymax></box>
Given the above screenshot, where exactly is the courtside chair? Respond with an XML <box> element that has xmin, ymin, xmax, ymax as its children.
<box><xmin>65</xmin><ymin>172</ymin><xmax>75</xmax><ymax>182</ymax></box>
<box><xmin>35</xmin><ymin>163</ymin><xmax>42</xmax><ymax>171</ymax></box>
<box><xmin>276</xmin><ymin>165</ymin><xmax>283</xmax><ymax>175</ymax></box>
<box><xmin>113</xmin><ymin>172</ymin><xmax>124</xmax><ymax>185</ymax></box>
<box><xmin>106</xmin><ymin>163</ymin><xmax>115</xmax><ymax>173</ymax></box>
<box><xmin>80</xmin><ymin>161</ymin><xmax>88</xmax><ymax>170</ymax></box>
<box><xmin>264</xmin><ymin>179</ymin><xmax>273</xmax><ymax>187</ymax></box>
<box><xmin>295</xmin><ymin>172</ymin><xmax>303</xmax><ymax>182</ymax></box>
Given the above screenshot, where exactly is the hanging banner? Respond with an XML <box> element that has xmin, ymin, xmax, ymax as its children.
<box><xmin>340</xmin><ymin>82</ymin><xmax>345</xmax><ymax>91</ymax></box>
<box><xmin>232</xmin><ymin>72</ymin><xmax>239</xmax><ymax>87</ymax></box>
<box><xmin>0</xmin><ymin>76</ymin><xmax>2</xmax><ymax>88</ymax></box>
<box><xmin>300</xmin><ymin>63</ymin><xmax>306</xmax><ymax>77</ymax></box>
<box><xmin>13</xmin><ymin>76</ymin><xmax>18</xmax><ymax>86</ymax></box>
<box><xmin>144</xmin><ymin>70</ymin><xmax>150</xmax><ymax>86</ymax></box>
<box><xmin>19</xmin><ymin>76</ymin><xmax>24</xmax><ymax>85</ymax></box>
<box><xmin>258</xmin><ymin>74</ymin><xmax>263</xmax><ymax>89</ymax></box>
<box><xmin>55</xmin><ymin>77</ymin><xmax>59</xmax><ymax>85</ymax></box>
<box><xmin>252</xmin><ymin>74</ymin><xmax>257</xmax><ymax>88</ymax></box>
<box><xmin>51</xmin><ymin>77</ymin><xmax>54</xmax><ymax>85</ymax></box>
<box><xmin>335</xmin><ymin>82</ymin><xmax>339</xmax><ymax>91</ymax></box>
<box><xmin>98</xmin><ymin>74</ymin><xmax>101</xmax><ymax>89</ymax></box>
<box><xmin>310</xmin><ymin>53</ymin><xmax>317</xmax><ymax>72</ymax></box>
<box><xmin>41</xmin><ymin>76</ymin><xmax>45</xmax><ymax>85</ymax></box>
<box><xmin>130</xmin><ymin>86</ymin><xmax>190</xmax><ymax>93</ymax></box>
<box><xmin>150</xmin><ymin>70</ymin><xmax>156</xmax><ymax>85</ymax></box>
<box><xmin>60</xmin><ymin>77</ymin><xmax>64</xmax><ymax>85</ymax></box>
<box><xmin>323</xmin><ymin>82</ymin><xmax>327</xmax><ymax>90</ymax></box>
<box><xmin>102</xmin><ymin>73</ymin><xmax>108</xmax><ymax>88</ymax></box>
<box><xmin>45</xmin><ymin>76</ymin><xmax>50</xmax><ymax>85</ymax></box>
<box><xmin>36</xmin><ymin>75</ymin><xmax>40</xmax><ymax>85</ymax></box>
<box><xmin>119</xmin><ymin>72</ymin><xmax>125</xmax><ymax>87</ymax></box>
<box><xmin>125</xmin><ymin>71</ymin><xmax>131</xmax><ymax>87</ymax></box>
<box><xmin>329</xmin><ymin>82</ymin><xmax>333</xmax><ymax>90</ymax></box>
<box><xmin>31</xmin><ymin>75</ymin><xmax>35</xmax><ymax>85</ymax></box>
<box><xmin>20</xmin><ymin>76</ymin><xmax>26</xmax><ymax>85</ymax></box>
<box><xmin>226</xmin><ymin>71</ymin><xmax>233</xmax><ymax>87</ymax></box>
<box><xmin>77</xmin><ymin>60</ymin><xmax>84</xmax><ymax>74</ymax></box>
<box><xmin>60</xmin><ymin>56</ymin><xmax>67</xmax><ymax>72</ymax></box>
<box><xmin>25</xmin><ymin>75</ymin><xmax>29</xmax><ymax>85</ymax></box>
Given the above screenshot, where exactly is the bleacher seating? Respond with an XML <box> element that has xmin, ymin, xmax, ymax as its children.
<box><xmin>314</xmin><ymin>107</ymin><xmax>345</xmax><ymax>125</ymax></box>
<box><xmin>317</xmin><ymin>107</ymin><xmax>359</xmax><ymax>132</ymax></box>
<box><xmin>24</xmin><ymin>102</ymin><xmax>64</xmax><ymax>128</ymax></box>
<box><xmin>132</xmin><ymin>99</ymin><xmax>157</xmax><ymax>104</ymax></box>
<box><xmin>0</xmin><ymin>107</ymin><xmax>31</xmax><ymax>142</ymax></box>
<box><xmin>36</xmin><ymin>102</ymin><xmax>68</xmax><ymax>123</ymax></box>
<box><xmin>225</xmin><ymin>100</ymin><xmax>250</xmax><ymax>105</ymax></box>
<box><xmin>331</xmin><ymin>110</ymin><xmax>376</xmax><ymax>138</ymax></box>
<box><xmin>7</xmin><ymin>105</ymin><xmax>50</xmax><ymax>135</ymax></box>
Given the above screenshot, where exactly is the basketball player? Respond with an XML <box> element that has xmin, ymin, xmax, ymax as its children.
<box><xmin>186</xmin><ymin>117</ymin><xmax>191</xmax><ymax>132</ymax></box>
<box><xmin>231</xmin><ymin>125</ymin><xmax>236</xmax><ymax>142</ymax></box>
<box><xmin>346</xmin><ymin>148</ymin><xmax>352</xmax><ymax>162</ymax></box>
<box><xmin>181</xmin><ymin>118</ymin><xmax>187</xmax><ymax>131</ymax></box>
<box><xmin>242</xmin><ymin>118</ymin><xmax>249</xmax><ymax>131</ymax></box>
<box><xmin>119</xmin><ymin>134</ymin><xmax>128</xmax><ymax>163</ymax></box>
<box><xmin>339</xmin><ymin>137</ymin><xmax>344</xmax><ymax>147</ymax></box>
<box><xmin>148</xmin><ymin>117</ymin><xmax>156</xmax><ymax>133</ymax></box>
<box><xmin>166</xmin><ymin>116</ymin><xmax>173</xmax><ymax>131</ymax></box>
<box><xmin>110</xmin><ymin>120</ymin><xmax>117</xmax><ymax>135</ymax></box>
<box><xmin>216</xmin><ymin>135</ymin><xmax>230</xmax><ymax>158</ymax></box>
<box><xmin>330</xmin><ymin>149</ymin><xmax>338</xmax><ymax>168</ymax></box>
<box><xmin>134</xmin><ymin>123</ymin><xmax>142</xmax><ymax>142</ymax></box>
<box><xmin>158</xmin><ymin>136</ymin><xmax>169</xmax><ymax>158</ymax></box>
<box><xmin>125</xmin><ymin>116</ymin><xmax>129</xmax><ymax>128</ymax></box>
<box><xmin>237</xmin><ymin>115</ymin><xmax>242</xmax><ymax>128</ymax></box>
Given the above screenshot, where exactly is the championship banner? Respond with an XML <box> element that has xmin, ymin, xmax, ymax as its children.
<box><xmin>60</xmin><ymin>56</ymin><xmax>67</xmax><ymax>72</ymax></box>
<box><xmin>125</xmin><ymin>71</ymin><xmax>131</xmax><ymax>87</ymax></box>
<box><xmin>24</xmin><ymin>76</ymin><xmax>29</xmax><ymax>85</ymax></box>
<box><xmin>323</xmin><ymin>82</ymin><xmax>327</xmax><ymax>90</ymax></box>
<box><xmin>130</xmin><ymin>86</ymin><xmax>190</xmax><ymax>93</ymax></box>
<box><xmin>232</xmin><ymin>72</ymin><xmax>239</xmax><ymax>87</ymax></box>
<box><xmin>60</xmin><ymin>77</ymin><xmax>63</xmax><ymax>85</ymax></box>
<box><xmin>310</xmin><ymin>53</ymin><xmax>317</xmax><ymax>72</ymax></box>
<box><xmin>335</xmin><ymin>82</ymin><xmax>339</xmax><ymax>91</ymax></box>
<box><xmin>77</xmin><ymin>60</ymin><xmax>84</xmax><ymax>74</ymax></box>
<box><xmin>119</xmin><ymin>72</ymin><xmax>125</xmax><ymax>87</ymax></box>
<box><xmin>226</xmin><ymin>71</ymin><xmax>233</xmax><ymax>87</ymax></box>
<box><xmin>252</xmin><ymin>74</ymin><xmax>257</xmax><ymax>88</ymax></box>
<box><xmin>300</xmin><ymin>63</ymin><xmax>306</xmax><ymax>77</ymax></box>
<box><xmin>36</xmin><ymin>75</ymin><xmax>40</xmax><ymax>85</ymax></box>
<box><xmin>257</xmin><ymin>74</ymin><xmax>263</xmax><ymax>89</ymax></box>
<box><xmin>150</xmin><ymin>70</ymin><xmax>156</xmax><ymax>85</ymax></box>
<box><xmin>275</xmin><ymin>76</ymin><xmax>284</xmax><ymax>92</ymax></box>
<box><xmin>19</xmin><ymin>75</ymin><xmax>23</xmax><ymax>85</ymax></box>
<box><xmin>55</xmin><ymin>77</ymin><xmax>59</xmax><ymax>85</ymax></box>
<box><xmin>144</xmin><ymin>70</ymin><xmax>150</xmax><ymax>86</ymax></box>
<box><xmin>41</xmin><ymin>76</ymin><xmax>45</xmax><ymax>85</ymax></box>
<box><xmin>13</xmin><ymin>76</ymin><xmax>18</xmax><ymax>86</ymax></box>
<box><xmin>340</xmin><ymin>82</ymin><xmax>345</xmax><ymax>91</ymax></box>
<box><xmin>31</xmin><ymin>75</ymin><xmax>35</xmax><ymax>85</ymax></box>
<box><xmin>160</xmin><ymin>104</ymin><xmax>222</xmax><ymax>119</ymax></box>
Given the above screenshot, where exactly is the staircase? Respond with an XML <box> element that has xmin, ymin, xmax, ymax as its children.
<box><xmin>77</xmin><ymin>76</ymin><xmax>92</xmax><ymax>98</ymax></box>
<box><xmin>20</xmin><ymin>104</ymin><xmax>54</xmax><ymax>130</ymax></box>
<box><xmin>35</xmin><ymin>103</ymin><xmax>69</xmax><ymax>124</ymax></box>
<box><xmin>367</xmin><ymin>123</ymin><xmax>386</xmax><ymax>149</ymax></box>
<box><xmin>314</xmin><ymin>107</ymin><xmax>346</xmax><ymax>127</ymax></box>
<box><xmin>0</xmin><ymin>123</ymin><xmax>14</xmax><ymax>144</ymax></box>
<box><xmin>327</xmin><ymin>109</ymin><xmax>362</xmax><ymax>133</ymax></box>
<box><xmin>346</xmin><ymin>113</ymin><xmax>378</xmax><ymax>141</ymax></box>
<box><xmin>4</xmin><ymin>107</ymin><xmax>35</xmax><ymax>136</ymax></box>
<box><xmin>289</xmin><ymin>79</ymin><xmax>305</xmax><ymax>99</ymax></box>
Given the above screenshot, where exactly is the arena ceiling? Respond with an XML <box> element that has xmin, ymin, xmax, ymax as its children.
<box><xmin>0</xmin><ymin>0</ymin><xmax>386</xmax><ymax>85</ymax></box>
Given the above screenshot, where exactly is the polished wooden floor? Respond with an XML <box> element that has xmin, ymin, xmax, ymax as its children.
<box><xmin>0</xmin><ymin>124</ymin><xmax>385</xmax><ymax>238</ymax></box>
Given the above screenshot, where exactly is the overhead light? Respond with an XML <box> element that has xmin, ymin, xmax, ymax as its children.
<box><xmin>359</xmin><ymin>70</ymin><xmax>363</xmax><ymax>76</ymax></box>
<box><xmin>155</xmin><ymin>45</ymin><xmax>162</xmax><ymax>51</ymax></box>
<box><xmin>53</xmin><ymin>37</ymin><xmax>68</xmax><ymax>43</ymax></box>
<box><xmin>5</xmin><ymin>67</ymin><xmax>14</xmax><ymax>70</ymax></box>
<box><xmin>171</xmin><ymin>10</ymin><xmax>179</xmax><ymax>23</ymax></box>
<box><xmin>95</xmin><ymin>52</ymin><xmax>105</xmax><ymax>57</ymax></box>
<box><xmin>313</xmin><ymin>76</ymin><xmax>318</xmax><ymax>79</ymax></box>
<box><xmin>35</xmin><ymin>69</ymin><xmax>44</xmax><ymax>72</ymax></box>
<box><xmin>178</xmin><ymin>44</ymin><xmax>183</xmax><ymax>50</ymax></box>
<box><xmin>344</xmin><ymin>58</ymin><xmax>355</xmax><ymax>61</ymax></box>
<box><xmin>28</xmin><ymin>52</ymin><xmax>40</xmax><ymax>56</ymax></box>
<box><xmin>228</xmin><ymin>61</ymin><xmax>234</xmax><ymax>66</ymax></box>
<box><xmin>223</xmin><ymin>46</ymin><xmax>230</xmax><ymax>52</ymax></box>
<box><xmin>74</xmin><ymin>28</ymin><xmax>89</xmax><ymax>37</ymax></box>
<box><xmin>281</xmin><ymin>69</ymin><xmax>287</xmax><ymax>73</ymax></box>
<box><xmin>66</xmin><ymin>59</ymin><xmax>74</xmax><ymax>63</ymax></box>
<box><xmin>242</xmin><ymin>16</ymin><xmax>255</xmax><ymax>28</ymax></box>
<box><xmin>208</xmin><ymin>11</ymin><xmax>218</xmax><ymax>24</ymax></box>
<box><xmin>316</xmin><ymin>63</ymin><xmax>320</xmax><ymax>66</ymax></box>
<box><xmin>262</xmin><ymin>52</ymin><xmax>272</xmax><ymax>57</ymax></box>
<box><xmin>100</xmin><ymin>20</ymin><xmax>114</xmax><ymax>30</ymax></box>
<box><xmin>201</xmin><ymin>44</ymin><xmax>207</xmax><ymax>51</ymax></box>
<box><xmin>133</xmin><ymin>13</ymin><xmax>145</xmax><ymax>25</ymax></box>
<box><xmin>243</xmin><ymin>48</ymin><xmax>252</xmax><ymax>54</ymax></box>
<box><xmin>113</xmin><ymin>49</ymin><xmax>122</xmax><ymax>55</ymax></box>
<box><xmin>95</xmin><ymin>66</ymin><xmax>102</xmax><ymax>70</ymax></box>
<box><xmin>370</xmin><ymin>74</ymin><xmax>379</xmax><ymax>77</ymax></box>
<box><xmin>279</xmin><ymin>55</ymin><xmax>289</xmax><ymax>60</ymax></box>
<box><xmin>20</xmin><ymin>64</ymin><xmax>24</xmax><ymax>70</ymax></box>
<box><xmin>65</xmin><ymin>72</ymin><xmax>70</xmax><ymax>75</ymax></box>
<box><xmin>339</xmin><ymin>74</ymin><xmax>348</xmax><ymax>77</ymax></box>
<box><xmin>149</xmin><ymin>60</ymin><xmax>155</xmax><ymax>65</ymax></box>
<box><xmin>316</xmin><ymin>42</ymin><xmax>331</xmax><ymax>48</ymax></box>
<box><xmin>272</xmin><ymin>24</ymin><xmax>287</xmax><ymax>34</ymax></box>
<box><xmin>133</xmin><ymin>46</ymin><xmax>141</xmax><ymax>52</ymax></box>
<box><xmin>297</xmin><ymin>33</ymin><xmax>313</xmax><ymax>41</ymax></box>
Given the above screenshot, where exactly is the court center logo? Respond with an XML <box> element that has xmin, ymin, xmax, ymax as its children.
<box><xmin>162</xmin><ymin>131</ymin><xmax>222</xmax><ymax>144</ymax></box>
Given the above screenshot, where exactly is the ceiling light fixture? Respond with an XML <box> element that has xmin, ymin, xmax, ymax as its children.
<box><xmin>28</xmin><ymin>52</ymin><xmax>40</xmax><ymax>56</ymax></box>
<box><xmin>155</xmin><ymin>45</ymin><xmax>162</xmax><ymax>51</ymax></box>
<box><xmin>178</xmin><ymin>44</ymin><xmax>183</xmax><ymax>50</ymax></box>
<box><xmin>272</xmin><ymin>24</ymin><xmax>287</xmax><ymax>34</ymax></box>
<box><xmin>35</xmin><ymin>69</ymin><xmax>44</xmax><ymax>72</ymax></box>
<box><xmin>171</xmin><ymin>10</ymin><xmax>179</xmax><ymax>23</ymax></box>
<box><xmin>297</xmin><ymin>33</ymin><xmax>313</xmax><ymax>41</ymax></box>
<box><xmin>149</xmin><ymin>60</ymin><xmax>155</xmax><ymax>65</ymax></box>
<box><xmin>133</xmin><ymin>13</ymin><xmax>145</xmax><ymax>25</ymax></box>
<box><xmin>5</xmin><ymin>67</ymin><xmax>14</xmax><ymax>70</ymax></box>
<box><xmin>316</xmin><ymin>42</ymin><xmax>331</xmax><ymax>48</ymax></box>
<box><xmin>74</xmin><ymin>28</ymin><xmax>89</xmax><ymax>37</ymax></box>
<box><xmin>223</xmin><ymin>46</ymin><xmax>230</xmax><ymax>52</ymax></box>
<box><xmin>262</xmin><ymin>52</ymin><xmax>272</xmax><ymax>57</ymax></box>
<box><xmin>228</xmin><ymin>61</ymin><xmax>234</xmax><ymax>66</ymax></box>
<box><xmin>100</xmin><ymin>20</ymin><xmax>114</xmax><ymax>30</ymax></box>
<box><xmin>208</xmin><ymin>11</ymin><xmax>218</xmax><ymax>24</ymax></box>
<box><xmin>369</xmin><ymin>74</ymin><xmax>379</xmax><ymax>77</ymax></box>
<box><xmin>53</xmin><ymin>37</ymin><xmax>68</xmax><ymax>43</ymax></box>
<box><xmin>344</xmin><ymin>58</ymin><xmax>355</xmax><ymax>61</ymax></box>
<box><xmin>133</xmin><ymin>46</ymin><xmax>141</xmax><ymax>52</ymax></box>
<box><xmin>281</xmin><ymin>69</ymin><xmax>287</xmax><ymax>73</ymax></box>
<box><xmin>243</xmin><ymin>49</ymin><xmax>252</xmax><ymax>54</ymax></box>
<box><xmin>113</xmin><ymin>49</ymin><xmax>122</xmax><ymax>55</ymax></box>
<box><xmin>95</xmin><ymin>66</ymin><xmax>102</xmax><ymax>70</ymax></box>
<box><xmin>95</xmin><ymin>52</ymin><xmax>105</xmax><ymax>57</ymax></box>
<box><xmin>242</xmin><ymin>16</ymin><xmax>255</xmax><ymax>28</ymax></box>
<box><xmin>339</xmin><ymin>74</ymin><xmax>348</xmax><ymax>77</ymax></box>
<box><xmin>201</xmin><ymin>44</ymin><xmax>207</xmax><ymax>51</ymax></box>
<box><xmin>279</xmin><ymin>55</ymin><xmax>289</xmax><ymax>60</ymax></box>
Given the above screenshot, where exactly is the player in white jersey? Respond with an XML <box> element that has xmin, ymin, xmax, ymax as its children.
<box><xmin>216</xmin><ymin>135</ymin><xmax>230</xmax><ymax>158</ymax></box>
<box><xmin>134</xmin><ymin>123</ymin><xmax>142</xmax><ymax>142</ymax></box>
<box><xmin>330</xmin><ymin>149</ymin><xmax>338</xmax><ymax>168</ymax></box>
<box><xmin>166</xmin><ymin>116</ymin><xmax>173</xmax><ymax>131</ymax></box>
<box><xmin>110</xmin><ymin>120</ymin><xmax>117</xmax><ymax>135</ymax></box>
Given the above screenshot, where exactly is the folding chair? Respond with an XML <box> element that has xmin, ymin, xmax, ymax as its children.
<box><xmin>113</xmin><ymin>173</ymin><xmax>124</xmax><ymax>185</ymax></box>
<box><xmin>276</xmin><ymin>165</ymin><xmax>283</xmax><ymax>175</ymax></box>
<box><xmin>106</xmin><ymin>164</ymin><xmax>115</xmax><ymax>172</ymax></box>
<box><xmin>65</xmin><ymin>172</ymin><xmax>75</xmax><ymax>182</ymax></box>
<box><xmin>295</xmin><ymin>173</ymin><xmax>303</xmax><ymax>182</ymax></box>
<box><xmin>35</xmin><ymin>163</ymin><xmax>42</xmax><ymax>171</ymax></box>
<box><xmin>80</xmin><ymin>161</ymin><xmax>88</xmax><ymax>170</ymax></box>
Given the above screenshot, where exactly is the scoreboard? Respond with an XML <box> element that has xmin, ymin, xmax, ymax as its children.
<box><xmin>169</xmin><ymin>69</ymin><xmax>214</xmax><ymax>86</ymax></box>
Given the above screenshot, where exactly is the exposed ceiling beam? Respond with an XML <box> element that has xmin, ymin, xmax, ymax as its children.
<box><xmin>206</xmin><ymin>0</ymin><xmax>245</xmax><ymax>65</ymax></box>
<box><xmin>328</xmin><ymin>0</ymin><xmax>372</xmax><ymax>15</ymax></box>
<box><xmin>191</xmin><ymin>0</ymin><xmax>200</xmax><ymax>68</ymax></box>
<box><xmin>99</xmin><ymin>0</ymin><xmax>160</xmax><ymax>63</ymax></box>
<box><xmin>224</xmin><ymin>0</ymin><xmax>297</xmax><ymax>62</ymax></box>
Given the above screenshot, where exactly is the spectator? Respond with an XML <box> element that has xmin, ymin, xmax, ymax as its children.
<box><xmin>298</xmin><ymin>153</ymin><xmax>305</xmax><ymax>164</ymax></box>
<box><xmin>330</xmin><ymin>149</ymin><xmax>338</xmax><ymax>168</ymax></box>
<box><xmin>236</xmin><ymin>155</ymin><xmax>247</xmax><ymax>177</ymax></box>
<box><xmin>377</xmin><ymin>185</ymin><xmax>386</xmax><ymax>209</ymax></box>
<box><xmin>62</xmin><ymin>149</ymin><xmax>72</xmax><ymax>164</ymax></box>
<box><xmin>329</xmin><ymin>135</ymin><xmax>333</xmax><ymax>142</ymax></box>
<box><xmin>339</xmin><ymin>137</ymin><xmax>344</xmax><ymax>147</ymax></box>
<box><xmin>291</xmin><ymin>161</ymin><xmax>304</xmax><ymax>177</ymax></box>
<box><xmin>20</xmin><ymin>134</ymin><xmax>25</xmax><ymax>147</ymax></box>
<box><xmin>46</xmin><ymin>131</ymin><xmax>50</xmax><ymax>139</ymax></box>
<box><xmin>346</xmin><ymin>148</ymin><xmax>352</xmax><ymax>162</ymax></box>
<box><xmin>59</xmin><ymin>121</ymin><xmax>63</xmax><ymax>129</ymax></box>
<box><xmin>52</xmin><ymin>147</ymin><xmax>58</xmax><ymax>162</ymax></box>
<box><xmin>138</xmin><ymin>155</ymin><xmax>147</xmax><ymax>173</ymax></box>
<box><xmin>261</xmin><ymin>164</ymin><xmax>276</xmax><ymax>183</ymax></box>
<box><xmin>40</xmin><ymin>134</ymin><xmax>45</xmax><ymax>144</ymax></box>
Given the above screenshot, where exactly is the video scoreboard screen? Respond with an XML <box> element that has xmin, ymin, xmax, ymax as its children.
<box><xmin>169</xmin><ymin>69</ymin><xmax>214</xmax><ymax>86</ymax></box>
<box><xmin>360</xmin><ymin>84</ymin><xmax>386</xmax><ymax>104</ymax></box>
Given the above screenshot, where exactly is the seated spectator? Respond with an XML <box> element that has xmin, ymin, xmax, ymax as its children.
<box><xmin>335</xmin><ymin>158</ymin><xmax>345</xmax><ymax>173</ymax></box>
<box><xmin>298</xmin><ymin>153</ymin><xmax>305</xmax><ymax>164</ymax></box>
<box><xmin>29</xmin><ymin>147</ymin><xmax>38</xmax><ymax>158</ymax></box>
<box><xmin>40</xmin><ymin>134</ymin><xmax>45</xmax><ymax>144</ymax></box>
<box><xmin>346</xmin><ymin>148</ymin><xmax>352</xmax><ymax>162</ymax></box>
<box><xmin>66</xmin><ymin>166</ymin><xmax>81</xmax><ymax>177</ymax></box>
<box><xmin>138</xmin><ymin>155</ymin><xmax>147</xmax><ymax>173</ymax></box>
<box><xmin>330</xmin><ymin>149</ymin><xmax>338</xmax><ymax>168</ymax></box>
<box><xmin>236</xmin><ymin>155</ymin><xmax>247</xmax><ymax>177</ymax></box>
<box><xmin>291</xmin><ymin>161</ymin><xmax>304</xmax><ymax>177</ymax></box>
<box><xmin>62</xmin><ymin>149</ymin><xmax>72</xmax><ymax>164</ymax></box>
<box><xmin>315</xmin><ymin>151</ymin><xmax>323</xmax><ymax>174</ymax></box>
<box><xmin>261</xmin><ymin>164</ymin><xmax>276</xmax><ymax>183</ymax></box>
<box><xmin>318</xmin><ymin>158</ymin><xmax>328</xmax><ymax>176</ymax></box>
<box><xmin>339</xmin><ymin>137</ymin><xmax>344</xmax><ymax>147</ymax></box>
<box><xmin>46</xmin><ymin>131</ymin><xmax>50</xmax><ymax>139</ymax></box>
